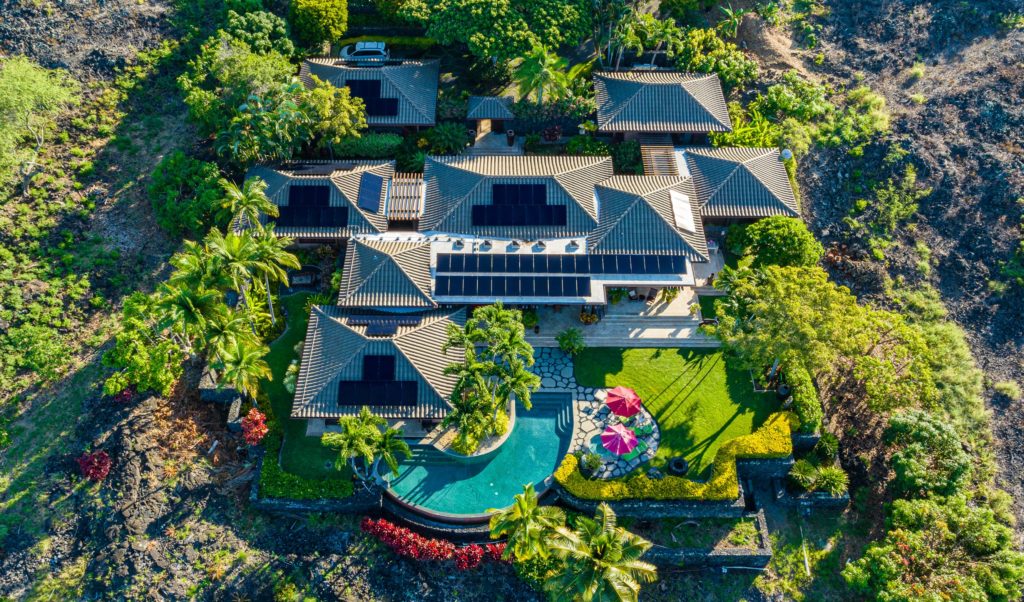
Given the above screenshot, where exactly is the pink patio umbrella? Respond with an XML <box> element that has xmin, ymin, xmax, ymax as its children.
<box><xmin>606</xmin><ymin>386</ymin><xmax>642</xmax><ymax>417</ymax></box>
<box><xmin>601</xmin><ymin>423</ymin><xmax>638</xmax><ymax>456</ymax></box>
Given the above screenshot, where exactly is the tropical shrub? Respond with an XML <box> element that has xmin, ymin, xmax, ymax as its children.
<box><xmin>787</xmin><ymin>363</ymin><xmax>822</xmax><ymax>432</ymax></box>
<box><xmin>556</xmin><ymin>327</ymin><xmax>585</xmax><ymax>357</ymax></box>
<box><xmin>751</xmin><ymin>70</ymin><xmax>834</xmax><ymax>123</ymax></box>
<box><xmin>789</xmin><ymin>458</ymin><xmax>818</xmax><ymax>489</ymax></box>
<box><xmin>885</xmin><ymin>409</ymin><xmax>971</xmax><ymax>498</ymax></box>
<box><xmin>334</xmin><ymin>132</ymin><xmax>404</xmax><ymax>158</ymax></box>
<box><xmin>668</xmin><ymin>27</ymin><xmax>758</xmax><ymax>90</ymax></box>
<box><xmin>77</xmin><ymin>451</ymin><xmax>112</xmax><ymax>481</ymax></box>
<box><xmin>241</xmin><ymin>408</ymin><xmax>269</xmax><ymax>445</ymax></box>
<box><xmin>259</xmin><ymin>429</ymin><xmax>354</xmax><ymax>499</ymax></box>
<box><xmin>290</xmin><ymin>0</ymin><xmax>349</xmax><ymax>48</ymax></box>
<box><xmin>361</xmin><ymin>517</ymin><xmax>507</xmax><ymax>568</ymax></box>
<box><xmin>814</xmin><ymin>465</ymin><xmax>849</xmax><ymax>496</ymax></box>
<box><xmin>421</xmin><ymin>122</ymin><xmax>468</xmax><ymax>154</ymax></box>
<box><xmin>555</xmin><ymin>412</ymin><xmax>796</xmax><ymax>501</ymax></box>
<box><xmin>148</xmin><ymin>151</ymin><xmax>223</xmax><ymax>237</ymax></box>
<box><xmin>301</xmin><ymin>75</ymin><xmax>367</xmax><ymax>151</ymax></box>
<box><xmin>813</xmin><ymin>432</ymin><xmax>839</xmax><ymax>463</ymax></box>
<box><xmin>223</xmin><ymin>9</ymin><xmax>296</xmax><ymax>57</ymax></box>
<box><xmin>611</xmin><ymin>140</ymin><xmax>643</xmax><ymax>174</ymax></box>
<box><xmin>735</xmin><ymin>216</ymin><xmax>824</xmax><ymax>268</ymax></box>
<box><xmin>565</xmin><ymin>135</ymin><xmax>610</xmax><ymax>156</ymax></box>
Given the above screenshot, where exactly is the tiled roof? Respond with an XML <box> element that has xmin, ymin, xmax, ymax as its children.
<box><xmin>589</xmin><ymin>176</ymin><xmax>709</xmax><ymax>261</ymax></box>
<box><xmin>419</xmin><ymin>155</ymin><xmax>613</xmax><ymax>238</ymax></box>
<box><xmin>247</xmin><ymin>161</ymin><xmax>394</xmax><ymax>239</ymax></box>
<box><xmin>594</xmin><ymin>71</ymin><xmax>732</xmax><ymax>133</ymax></box>
<box><xmin>466</xmin><ymin>96</ymin><xmax>515</xmax><ymax>120</ymax></box>
<box><xmin>678</xmin><ymin>147</ymin><xmax>799</xmax><ymax>218</ymax></box>
<box><xmin>338</xmin><ymin>239</ymin><xmax>435</xmax><ymax>308</ymax></box>
<box><xmin>291</xmin><ymin>306</ymin><xmax>466</xmax><ymax>420</ymax></box>
<box><xmin>300</xmin><ymin>59</ymin><xmax>439</xmax><ymax>126</ymax></box>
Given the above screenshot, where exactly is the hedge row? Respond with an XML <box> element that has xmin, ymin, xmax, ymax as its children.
<box><xmin>554</xmin><ymin>412</ymin><xmax>798</xmax><ymax>502</ymax></box>
<box><xmin>787</xmin><ymin>363</ymin><xmax>823</xmax><ymax>433</ymax></box>
<box><xmin>258</xmin><ymin>426</ymin><xmax>354</xmax><ymax>500</ymax></box>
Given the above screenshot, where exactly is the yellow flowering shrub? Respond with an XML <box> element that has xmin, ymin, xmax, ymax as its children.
<box><xmin>554</xmin><ymin>412</ymin><xmax>797</xmax><ymax>502</ymax></box>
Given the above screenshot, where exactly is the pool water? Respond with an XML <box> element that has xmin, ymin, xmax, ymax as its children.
<box><xmin>388</xmin><ymin>392</ymin><xmax>573</xmax><ymax>517</ymax></box>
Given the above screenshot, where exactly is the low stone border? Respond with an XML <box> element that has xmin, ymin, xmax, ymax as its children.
<box><xmin>773</xmin><ymin>482</ymin><xmax>851</xmax><ymax>510</ymax></box>
<box><xmin>550</xmin><ymin>481</ymin><xmax>747</xmax><ymax>519</ymax></box>
<box><xmin>791</xmin><ymin>432</ymin><xmax>822</xmax><ymax>455</ymax></box>
<box><xmin>736</xmin><ymin>457</ymin><xmax>795</xmax><ymax>481</ymax></box>
<box><xmin>642</xmin><ymin>510</ymin><xmax>773</xmax><ymax>568</ymax></box>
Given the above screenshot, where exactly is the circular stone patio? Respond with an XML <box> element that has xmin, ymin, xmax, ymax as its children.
<box><xmin>530</xmin><ymin>348</ymin><xmax>660</xmax><ymax>479</ymax></box>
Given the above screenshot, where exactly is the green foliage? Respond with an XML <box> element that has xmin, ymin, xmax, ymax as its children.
<box><xmin>555</xmin><ymin>413</ymin><xmax>797</xmax><ymax>501</ymax></box>
<box><xmin>787</xmin><ymin>362</ymin><xmax>822</xmax><ymax>432</ymax></box>
<box><xmin>420</xmin><ymin>122</ymin><xmax>468</xmax><ymax>155</ymax></box>
<box><xmin>843</xmin><ymin>495</ymin><xmax>1024</xmax><ymax>602</ymax></box>
<box><xmin>178</xmin><ymin>35</ymin><xmax>295</xmax><ymax>136</ymax></box>
<box><xmin>846</xmin><ymin>165</ymin><xmax>931</xmax><ymax>259</ymax></box>
<box><xmin>712</xmin><ymin>264</ymin><xmax>937</xmax><ymax>413</ymax></box>
<box><xmin>321</xmin><ymin>406</ymin><xmax>411</xmax><ymax>482</ymax></box>
<box><xmin>260</xmin><ymin>427</ymin><xmax>354</xmax><ymax>499</ymax></box>
<box><xmin>733</xmin><ymin>216</ymin><xmax>824</xmax><ymax>268</ymax></box>
<box><xmin>668</xmin><ymin>27</ymin><xmax>758</xmax><ymax>90</ymax></box>
<box><xmin>0</xmin><ymin>56</ymin><xmax>81</xmax><ymax>188</ymax></box>
<box><xmin>814</xmin><ymin>465</ymin><xmax>848</xmax><ymax>496</ymax></box>
<box><xmin>334</xmin><ymin>132</ymin><xmax>404</xmax><ymax>158</ymax></box>
<box><xmin>994</xmin><ymin>381</ymin><xmax>1022</xmax><ymax>401</ymax></box>
<box><xmin>2</xmin><ymin>324</ymin><xmax>68</xmax><ymax>382</ymax></box>
<box><xmin>610</xmin><ymin>140</ymin><xmax>643</xmax><ymax>174</ymax></box>
<box><xmin>427</xmin><ymin>0</ymin><xmax>591</xmax><ymax>63</ymax></box>
<box><xmin>709</xmin><ymin>102</ymin><xmax>787</xmax><ymax>150</ymax></box>
<box><xmin>102</xmin><ymin>293</ymin><xmax>185</xmax><ymax>397</ymax></box>
<box><xmin>515</xmin><ymin>45</ymin><xmax>569</xmax><ymax>105</ymax></box>
<box><xmin>885</xmin><ymin>409</ymin><xmax>971</xmax><ymax>498</ymax></box>
<box><xmin>813</xmin><ymin>432</ymin><xmax>839</xmax><ymax>463</ymax></box>
<box><xmin>751</xmin><ymin>70</ymin><xmax>834</xmax><ymax>123</ymax></box>
<box><xmin>224</xmin><ymin>9</ymin><xmax>296</xmax><ymax>57</ymax></box>
<box><xmin>488</xmin><ymin>483</ymin><xmax>565</xmax><ymax>561</ymax></box>
<box><xmin>544</xmin><ymin>503</ymin><xmax>657</xmax><ymax>602</ymax></box>
<box><xmin>216</xmin><ymin>82</ymin><xmax>309</xmax><ymax>167</ymax></box>
<box><xmin>301</xmin><ymin>75</ymin><xmax>368</xmax><ymax>151</ymax></box>
<box><xmin>565</xmin><ymin>135</ymin><xmax>610</xmax><ymax>156</ymax></box>
<box><xmin>789</xmin><ymin>459</ymin><xmax>818</xmax><ymax>489</ymax></box>
<box><xmin>817</xmin><ymin>86</ymin><xmax>890</xmax><ymax>153</ymax></box>
<box><xmin>148</xmin><ymin>151</ymin><xmax>223</xmax><ymax>237</ymax></box>
<box><xmin>555</xmin><ymin>327</ymin><xmax>585</xmax><ymax>357</ymax></box>
<box><xmin>290</xmin><ymin>0</ymin><xmax>349</xmax><ymax>47</ymax></box>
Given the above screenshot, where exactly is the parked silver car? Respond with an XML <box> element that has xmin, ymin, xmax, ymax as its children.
<box><xmin>339</xmin><ymin>41</ymin><xmax>389</xmax><ymax>64</ymax></box>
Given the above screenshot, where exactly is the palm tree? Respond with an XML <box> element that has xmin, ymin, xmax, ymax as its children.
<box><xmin>612</xmin><ymin>11</ymin><xmax>644</xmax><ymax>70</ymax></box>
<box><xmin>371</xmin><ymin>427</ymin><xmax>412</xmax><ymax>484</ymax></box>
<box><xmin>218</xmin><ymin>176</ymin><xmax>278</xmax><ymax>231</ymax></box>
<box><xmin>154</xmin><ymin>283</ymin><xmax>220</xmax><ymax>354</ymax></box>
<box><xmin>515</xmin><ymin>45</ymin><xmax>569</xmax><ymax>105</ymax></box>
<box><xmin>488</xmin><ymin>483</ymin><xmax>565</xmax><ymax>561</ymax></box>
<box><xmin>203</xmin><ymin>306</ymin><xmax>255</xmax><ymax>359</ymax></box>
<box><xmin>169</xmin><ymin>239</ymin><xmax>229</xmax><ymax>291</ymax></box>
<box><xmin>718</xmin><ymin>4</ymin><xmax>750</xmax><ymax>39</ymax></box>
<box><xmin>250</xmin><ymin>224</ymin><xmax>301</xmax><ymax>325</ymax></box>
<box><xmin>204</xmin><ymin>228</ymin><xmax>261</xmax><ymax>315</ymax></box>
<box><xmin>544</xmin><ymin>503</ymin><xmax>657</xmax><ymax>602</ymax></box>
<box><xmin>213</xmin><ymin>338</ymin><xmax>272</xmax><ymax>398</ymax></box>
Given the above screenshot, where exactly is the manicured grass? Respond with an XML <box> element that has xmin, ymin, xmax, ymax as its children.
<box><xmin>263</xmin><ymin>293</ymin><xmax>347</xmax><ymax>481</ymax></box>
<box><xmin>574</xmin><ymin>348</ymin><xmax>777</xmax><ymax>477</ymax></box>
<box><xmin>698</xmin><ymin>294</ymin><xmax>720</xmax><ymax>319</ymax></box>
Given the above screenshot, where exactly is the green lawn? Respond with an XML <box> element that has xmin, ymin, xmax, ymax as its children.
<box><xmin>574</xmin><ymin>348</ymin><xmax>777</xmax><ymax>477</ymax></box>
<box><xmin>263</xmin><ymin>293</ymin><xmax>346</xmax><ymax>481</ymax></box>
<box><xmin>698</xmin><ymin>294</ymin><xmax>720</xmax><ymax>319</ymax></box>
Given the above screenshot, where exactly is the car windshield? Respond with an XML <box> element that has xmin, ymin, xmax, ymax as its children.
<box><xmin>352</xmin><ymin>51</ymin><xmax>381</xmax><ymax>57</ymax></box>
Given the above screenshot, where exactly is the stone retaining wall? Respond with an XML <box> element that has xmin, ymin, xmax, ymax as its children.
<box><xmin>736</xmin><ymin>457</ymin><xmax>795</xmax><ymax>481</ymax></box>
<box><xmin>791</xmin><ymin>433</ymin><xmax>822</xmax><ymax>455</ymax></box>
<box><xmin>776</xmin><ymin>488</ymin><xmax>850</xmax><ymax>510</ymax></box>
<box><xmin>642</xmin><ymin>510</ymin><xmax>773</xmax><ymax>568</ymax></box>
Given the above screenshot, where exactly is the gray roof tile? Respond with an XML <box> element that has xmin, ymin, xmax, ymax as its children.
<box><xmin>300</xmin><ymin>59</ymin><xmax>439</xmax><ymax>127</ymax></box>
<box><xmin>338</xmin><ymin>239</ymin><xmax>435</xmax><ymax>308</ymax></box>
<box><xmin>590</xmin><ymin>176</ymin><xmax>709</xmax><ymax>261</ymax></box>
<box><xmin>419</xmin><ymin>155</ymin><xmax>613</xmax><ymax>238</ymax></box>
<box><xmin>291</xmin><ymin>306</ymin><xmax>466</xmax><ymax>419</ymax></box>
<box><xmin>679</xmin><ymin>147</ymin><xmax>799</xmax><ymax>218</ymax></box>
<box><xmin>466</xmin><ymin>96</ymin><xmax>515</xmax><ymax>120</ymax></box>
<box><xmin>594</xmin><ymin>71</ymin><xmax>732</xmax><ymax>133</ymax></box>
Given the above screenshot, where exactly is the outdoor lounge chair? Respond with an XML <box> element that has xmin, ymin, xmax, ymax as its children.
<box><xmin>622</xmin><ymin>440</ymin><xmax>649</xmax><ymax>462</ymax></box>
<box><xmin>632</xmin><ymin>423</ymin><xmax>654</xmax><ymax>437</ymax></box>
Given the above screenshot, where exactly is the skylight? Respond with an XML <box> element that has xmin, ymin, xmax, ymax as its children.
<box><xmin>670</xmin><ymin>189</ymin><xmax>696</xmax><ymax>233</ymax></box>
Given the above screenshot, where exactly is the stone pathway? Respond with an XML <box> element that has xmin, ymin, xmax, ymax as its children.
<box><xmin>530</xmin><ymin>348</ymin><xmax>660</xmax><ymax>479</ymax></box>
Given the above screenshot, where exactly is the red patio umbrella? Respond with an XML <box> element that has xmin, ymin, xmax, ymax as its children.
<box><xmin>601</xmin><ymin>423</ymin><xmax>638</xmax><ymax>456</ymax></box>
<box><xmin>606</xmin><ymin>386</ymin><xmax>642</xmax><ymax>417</ymax></box>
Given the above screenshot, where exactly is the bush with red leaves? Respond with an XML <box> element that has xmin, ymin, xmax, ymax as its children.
<box><xmin>361</xmin><ymin>518</ymin><xmax>507</xmax><ymax>569</ymax></box>
<box><xmin>111</xmin><ymin>388</ymin><xmax>134</xmax><ymax>404</ymax></box>
<box><xmin>241</xmin><ymin>408</ymin><xmax>269</xmax><ymax>445</ymax></box>
<box><xmin>76</xmin><ymin>450</ymin><xmax>111</xmax><ymax>481</ymax></box>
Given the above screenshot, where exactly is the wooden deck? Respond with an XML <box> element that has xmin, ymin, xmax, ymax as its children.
<box><xmin>387</xmin><ymin>174</ymin><xmax>424</xmax><ymax>221</ymax></box>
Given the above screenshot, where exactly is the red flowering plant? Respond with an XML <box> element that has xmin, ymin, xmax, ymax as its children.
<box><xmin>241</xmin><ymin>408</ymin><xmax>269</xmax><ymax>445</ymax></box>
<box><xmin>77</xmin><ymin>450</ymin><xmax>112</xmax><ymax>481</ymax></box>
<box><xmin>111</xmin><ymin>387</ymin><xmax>134</xmax><ymax>404</ymax></box>
<box><xmin>361</xmin><ymin>518</ymin><xmax>506</xmax><ymax>569</ymax></box>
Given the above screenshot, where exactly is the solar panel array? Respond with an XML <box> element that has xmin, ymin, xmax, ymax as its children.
<box><xmin>278</xmin><ymin>185</ymin><xmax>348</xmax><ymax>227</ymax></box>
<box><xmin>347</xmin><ymin>315</ymin><xmax>423</xmax><ymax>327</ymax></box>
<box><xmin>435</xmin><ymin>276</ymin><xmax>590</xmax><ymax>297</ymax></box>
<box><xmin>357</xmin><ymin>172</ymin><xmax>384</xmax><ymax>213</ymax></box>
<box><xmin>362</xmin><ymin>355</ymin><xmax>395</xmax><ymax>380</ymax></box>
<box><xmin>337</xmin><ymin>381</ymin><xmax>417</xmax><ymax>406</ymax></box>
<box><xmin>436</xmin><ymin>253</ymin><xmax>687</xmax><ymax>275</ymax></box>
<box><xmin>346</xmin><ymin>79</ymin><xmax>399</xmax><ymax>117</ymax></box>
<box><xmin>471</xmin><ymin>182</ymin><xmax>566</xmax><ymax>226</ymax></box>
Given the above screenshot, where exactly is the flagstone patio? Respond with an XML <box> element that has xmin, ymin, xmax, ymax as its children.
<box><xmin>530</xmin><ymin>348</ymin><xmax>660</xmax><ymax>479</ymax></box>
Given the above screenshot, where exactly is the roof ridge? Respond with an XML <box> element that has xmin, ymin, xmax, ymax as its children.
<box><xmin>388</xmin><ymin>244</ymin><xmax>435</xmax><ymax>306</ymax></box>
<box><xmin>301</xmin><ymin>307</ymin><xmax>369</xmax><ymax>405</ymax></box>
<box><xmin>381</xmin><ymin>64</ymin><xmax>432</xmax><ymax>124</ymax></box>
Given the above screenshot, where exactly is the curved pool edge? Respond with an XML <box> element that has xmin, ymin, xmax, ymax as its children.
<box><xmin>384</xmin><ymin>474</ymin><xmax>560</xmax><ymax>526</ymax></box>
<box><xmin>434</xmin><ymin>401</ymin><xmax>517</xmax><ymax>462</ymax></box>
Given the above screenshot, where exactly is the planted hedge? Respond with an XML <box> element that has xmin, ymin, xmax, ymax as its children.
<box><xmin>787</xmin><ymin>364</ymin><xmax>823</xmax><ymax>433</ymax></box>
<box><xmin>259</xmin><ymin>427</ymin><xmax>354</xmax><ymax>500</ymax></box>
<box><xmin>554</xmin><ymin>412</ymin><xmax>797</xmax><ymax>502</ymax></box>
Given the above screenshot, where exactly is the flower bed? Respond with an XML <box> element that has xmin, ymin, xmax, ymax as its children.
<box><xmin>554</xmin><ymin>412</ymin><xmax>797</xmax><ymax>501</ymax></box>
<box><xmin>361</xmin><ymin>517</ymin><xmax>506</xmax><ymax>570</ymax></box>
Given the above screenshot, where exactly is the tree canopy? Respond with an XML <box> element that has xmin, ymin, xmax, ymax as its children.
<box><xmin>729</xmin><ymin>216</ymin><xmax>823</xmax><ymax>268</ymax></box>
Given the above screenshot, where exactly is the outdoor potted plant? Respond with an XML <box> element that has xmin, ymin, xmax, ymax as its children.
<box><xmin>579</xmin><ymin>451</ymin><xmax>603</xmax><ymax>479</ymax></box>
<box><xmin>522</xmin><ymin>308</ymin><xmax>539</xmax><ymax>333</ymax></box>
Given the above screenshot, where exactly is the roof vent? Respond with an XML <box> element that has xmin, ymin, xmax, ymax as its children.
<box><xmin>481</xmin><ymin>240</ymin><xmax>492</xmax><ymax>250</ymax></box>
<box><xmin>780</xmin><ymin>149</ymin><xmax>794</xmax><ymax>161</ymax></box>
<box><xmin>453</xmin><ymin>239</ymin><xmax>464</xmax><ymax>249</ymax></box>
<box><xmin>509</xmin><ymin>240</ymin><xmax>521</xmax><ymax>250</ymax></box>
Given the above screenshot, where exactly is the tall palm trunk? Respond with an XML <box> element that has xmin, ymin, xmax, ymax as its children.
<box><xmin>264</xmin><ymin>273</ymin><xmax>276</xmax><ymax>326</ymax></box>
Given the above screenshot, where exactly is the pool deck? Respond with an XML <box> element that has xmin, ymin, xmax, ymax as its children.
<box><xmin>530</xmin><ymin>348</ymin><xmax>660</xmax><ymax>478</ymax></box>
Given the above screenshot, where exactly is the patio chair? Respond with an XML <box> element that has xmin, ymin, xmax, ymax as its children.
<box><xmin>621</xmin><ymin>440</ymin><xmax>649</xmax><ymax>463</ymax></box>
<box><xmin>632</xmin><ymin>424</ymin><xmax>654</xmax><ymax>438</ymax></box>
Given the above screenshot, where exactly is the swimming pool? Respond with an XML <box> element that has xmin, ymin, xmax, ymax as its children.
<box><xmin>387</xmin><ymin>392</ymin><xmax>573</xmax><ymax>517</ymax></box>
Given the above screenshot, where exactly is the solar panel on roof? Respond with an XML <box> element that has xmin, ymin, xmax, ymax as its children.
<box><xmin>288</xmin><ymin>185</ymin><xmax>330</xmax><ymax>207</ymax></box>
<box><xmin>347</xmin><ymin>79</ymin><xmax>382</xmax><ymax>99</ymax></box>
<box><xmin>363</xmin><ymin>355</ymin><xmax>396</xmax><ymax>380</ymax></box>
<box><xmin>433</xmin><ymin>253</ymin><xmax>687</xmax><ymax>275</ymax></box>
<box><xmin>357</xmin><ymin>172</ymin><xmax>384</xmax><ymax>213</ymax></box>
<box><xmin>338</xmin><ymin>381</ymin><xmax>417</xmax><ymax>406</ymax></box>
<box><xmin>347</xmin><ymin>315</ymin><xmax>421</xmax><ymax>327</ymax></box>
<box><xmin>290</xmin><ymin>164</ymin><xmax>336</xmax><ymax>176</ymax></box>
<box><xmin>365</xmin><ymin>97</ymin><xmax>399</xmax><ymax>117</ymax></box>
<box><xmin>366</xmin><ymin>322</ymin><xmax>399</xmax><ymax>336</ymax></box>
<box><xmin>470</xmin><ymin>204</ymin><xmax>567</xmax><ymax>226</ymax></box>
<box><xmin>492</xmin><ymin>183</ymin><xmax>547</xmax><ymax>206</ymax></box>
